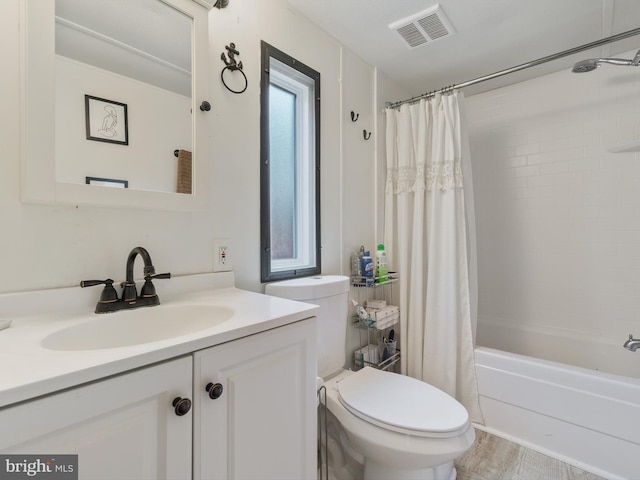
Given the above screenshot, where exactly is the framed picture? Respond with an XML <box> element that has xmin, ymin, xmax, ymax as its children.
<box><xmin>85</xmin><ymin>95</ymin><xmax>129</xmax><ymax>145</ymax></box>
<box><xmin>86</xmin><ymin>177</ymin><xmax>129</xmax><ymax>188</ymax></box>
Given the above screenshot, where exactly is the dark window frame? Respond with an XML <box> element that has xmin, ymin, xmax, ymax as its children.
<box><xmin>260</xmin><ymin>41</ymin><xmax>321</xmax><ymax>283</ymax></box>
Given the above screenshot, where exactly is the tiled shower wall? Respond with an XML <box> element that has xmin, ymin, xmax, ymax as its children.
<box><xmin>465</xmin><ymin>49</ymin><xmax>640</xmax><ymax>367</ymax></box>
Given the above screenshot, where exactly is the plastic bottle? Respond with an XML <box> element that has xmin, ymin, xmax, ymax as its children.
<box><xmin>361</xmin><ymin>251</ymin><xmax>374</xmax><ymax>285</ymax></box>
<box><xmin>351</xmin><ymin>252</ymin><xmax>359</xmax><ymax>277</ymax></box>
<box><xmin>351</xmin><ymin>245</ymin><xmax>365</xmax><ymax>278</ymax></box>
<box><xmin>375</xmin><ymin>244</ymin><xmax>388</xmax><ymax>283</ymax></box>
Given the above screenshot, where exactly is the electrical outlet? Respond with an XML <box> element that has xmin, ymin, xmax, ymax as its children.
<box><xmin>219</xmin><ymin>246</ymin><xmax>228</xmax><ymax>265</ymax></box>
<box><xmin>213</xmin><ymin>238</ymin><xmax>233</xmax><ymax>272</ymax></box>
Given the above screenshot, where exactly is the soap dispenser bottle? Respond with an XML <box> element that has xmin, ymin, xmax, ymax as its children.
<box><xmin>375</xmin><ymin>244</ymin><xmax>387</xmax><ymax>283</ymax></box>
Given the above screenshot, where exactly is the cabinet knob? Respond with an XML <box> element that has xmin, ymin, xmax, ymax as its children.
<box><xmin>172</xmin><ymin>397</ymin><xmax>192</xmax><ymax>416</ymax></box>
<box><xmin>205</xmin><ymin>382</ymin><xmax>224</xmax><ymax>400</ymax></box>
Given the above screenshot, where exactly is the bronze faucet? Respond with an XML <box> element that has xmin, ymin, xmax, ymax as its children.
<box><xmin>81</xmin><ymin>247</ymin><xmax>171</xmax><ymax>314</ymax></box>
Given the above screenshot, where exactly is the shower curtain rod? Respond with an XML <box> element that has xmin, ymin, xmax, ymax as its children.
<box><xmin>385</xmin><ymin>27</ymin><xmax>640</xmax><ymax>109</ymax></box>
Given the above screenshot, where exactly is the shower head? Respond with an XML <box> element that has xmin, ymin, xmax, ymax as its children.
<box><xmin>572</xmin><ymin>49</ymin><xmax>640</xmax><ymax>73</ymax></box>
<box><xmin>572</xmin><ymin>59</ymin><xmax>599</xmax><ymax>73</ymax></box>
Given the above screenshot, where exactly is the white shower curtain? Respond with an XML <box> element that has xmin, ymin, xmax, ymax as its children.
<box><xmin>384</xmin><ymin>92</ymin><xmax>483</xmax><ymax>424</ymax></box>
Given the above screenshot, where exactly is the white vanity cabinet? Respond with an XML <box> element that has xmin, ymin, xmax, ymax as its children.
<box><xmin>193</xmin><ymin>318</ymin><xmax>318</xmax><ymax>480</ymax></box>
<box><xmin>0</xmin><ymin>273</ymin><xmax>319</xmax><ymax>480</ymax></box>
<box><xmin>0</xmin><ymin>317</ymin><xmax>317</xmax><ymax>480</ymax></box>
<box><xmin>0</xmin><ymin>356</ymin><xmax>194</xmax><ymax>480</ymax></box>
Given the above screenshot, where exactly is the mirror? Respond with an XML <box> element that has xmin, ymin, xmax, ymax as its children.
<box><xmin>55</xmin><ymin>0</ymin><xmax>192</xmax><ymax>194</ymax></box>
<box><xmin>21</xmin><ymin>0</ymin><xmax>210</xmax><ymax>210</ymax></box>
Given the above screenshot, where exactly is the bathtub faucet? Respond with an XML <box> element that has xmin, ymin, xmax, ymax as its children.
<box><xmin>623</xmin><ymin>334</ymin><xmax>640</xmax><ymax>352</ymax></box>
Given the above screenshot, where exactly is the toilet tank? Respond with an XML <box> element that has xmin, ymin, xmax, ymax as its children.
<box><xmin>265</xmin><ymin>276</ymin><xmax>349</xmax><ymax>378</ymax></box>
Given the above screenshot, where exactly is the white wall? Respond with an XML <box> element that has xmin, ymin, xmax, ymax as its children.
<box><xmin>466</xmin><ymin>52</ymin><xmax>640</xmax><ymax>369</ymax></box>
<box><xmin>342</xmin><ymin>48</ymin><xmax>375</xmax><ymax>268</ymax></box>
<box><xmin>0</xmin><ymin>0</ymin><xmax>381</xmax><ymax>296</ymax></box>
<box><xmin>209</xmin><ymin>1</ymin><xmax>344</xmax><ymax>292</ymax></box>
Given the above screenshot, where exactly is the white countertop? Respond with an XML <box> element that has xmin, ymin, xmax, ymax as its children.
<box><xmin>0</xmin><ymin>272</ymin><xmax>318</xmax><ymax>408</ymax></box>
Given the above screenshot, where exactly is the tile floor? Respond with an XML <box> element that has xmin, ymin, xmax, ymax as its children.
<box><xmin>455</xmin><ymin>430</ymin><xmax>605</xmax><ymax>480</ymax></box>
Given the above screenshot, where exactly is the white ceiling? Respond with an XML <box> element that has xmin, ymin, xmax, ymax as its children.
<box><xmin>286</xmin><ymin>0</ymin><xmax>640</xmax><ymax>101</ymax></box>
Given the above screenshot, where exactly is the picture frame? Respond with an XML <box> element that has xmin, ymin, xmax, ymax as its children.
<box><xmin>85</xmin><ymin>177</ymin><xmax>129</xmax><ymax>188</ymax></box>
<box><xmin>85</xmin><ymin>95</ymin><xmax>129</xmax><ymax>145</ymax></box>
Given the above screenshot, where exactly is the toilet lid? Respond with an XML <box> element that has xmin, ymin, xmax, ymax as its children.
<box><xmin>337</xmin><ymin>367</ymin><xmax>470</xmax><ymax>438</ymax></box>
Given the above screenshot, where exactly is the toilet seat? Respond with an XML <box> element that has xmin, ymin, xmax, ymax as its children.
<box><xmin>336</xmin><ymin>367</ymin><xmax>470</xmax><ymax>438</ymax></box>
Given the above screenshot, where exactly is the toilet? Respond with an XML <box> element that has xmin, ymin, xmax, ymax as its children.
<box><xmin>265</xmin><ymin>275</ymin><xmax>475</xmax><ymax>480</ymax></box>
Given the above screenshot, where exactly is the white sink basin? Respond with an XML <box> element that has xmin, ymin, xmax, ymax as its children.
<box><xmin>41</xmin><ymin>304</ymin><xmax>234</xmax><ymax>351</ymax></box>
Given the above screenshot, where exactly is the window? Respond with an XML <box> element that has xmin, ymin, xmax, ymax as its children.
<box><xmin>260</xmin><ymin>42</ymin><xmax>321</xmax><ymax>282</ymax></box>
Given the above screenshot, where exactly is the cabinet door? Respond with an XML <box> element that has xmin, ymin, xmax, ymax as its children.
<box><xmin>0</xmin><ymin>357</ymin><xmax>193</xmax><ymax>480</ymax></box>
<box><xmin>193</xmin><ymin>318</ymin><xmax>317</xmax><ymax>480</ymax></box>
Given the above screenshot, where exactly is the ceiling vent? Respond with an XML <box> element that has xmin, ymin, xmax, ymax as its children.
<box><xmin>389</xmin><ymin>4</ymin><xmax>455</xmax><ymax>49</ymax></box>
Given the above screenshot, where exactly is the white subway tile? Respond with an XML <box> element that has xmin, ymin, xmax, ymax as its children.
<box><xmin>467</xmin><ymin>58</ymin><xmax>640</xmax><ymax>348</ymax></box>
<box><xmin>568</xmin><ymin>157</ymin><xmax>599</xmax><ymax>171</ymax></box>
<box><xmin>527</xmin><ymin>152</ymin><xmax>554</xmax><ymax>165</ymax></box>
<box><xmin>508</xmin><ymin>156</ymin><xmax>527</xmax><ymax>168</ymax></box>
<box><xmin>514</xmin><ymin>143</ymin><xmax>540</xmax><ymax>156</ymax></box>
<box><xmin>540</xmin><ymin>161</ymin><xmax>569</xmax><ymax>175</ymax></box>
<box><xmin>528</xmin><ymin>175</ymin><xmax>556</xmax><ymax>187</ymax></box>
<box><xmin>540</xmin><ymin>137</ymin><xmax>568</xmax><ymax>152</ymax></box>
<box><xmin>514</xmin><ymin>164</ymin><xmax>540</xmax><ymax>177</ymax></box>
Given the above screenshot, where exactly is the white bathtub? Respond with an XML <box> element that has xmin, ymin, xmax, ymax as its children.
<box><xmin>476</xmin><ymin>316</ymin><xmax>640</xmax><ymax>378</ymax></box>
<box><xmin>474</xmin><ymin>346</ymin><xmax>640</xmax><ymax>480</ymax></box>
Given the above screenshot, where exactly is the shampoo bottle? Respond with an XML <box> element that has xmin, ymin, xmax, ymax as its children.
<box><xmin>375</xmin><ymin>244</ymin><xmax>388</xmax><ymax>283</ymax></box>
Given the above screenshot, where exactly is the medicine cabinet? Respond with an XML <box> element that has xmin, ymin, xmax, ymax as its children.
<box><xmin>20</xmin><ymin>0</ymin><xmax>210</xmax><ymax>210</ymax></box>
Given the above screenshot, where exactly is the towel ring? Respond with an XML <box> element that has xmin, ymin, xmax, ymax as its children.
<box><xmin>221</xmin><ymin>66</ymin><xmax>248</xmax><ymax>94</ymax></box>
<box><xmin>220</xmin><ymin>43</ymin><xmax>247</xmax><ymax>94</ymax></box>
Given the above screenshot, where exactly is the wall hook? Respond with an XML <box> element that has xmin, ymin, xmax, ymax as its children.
<box><xmin>199</xmin><ymin>101</ymin><xmax>211</xmax><ymax>111</ymax></box>
<box><xmin>363</xmin><ymin>130</ymin><xmax>371</xmax><ymax>140</ymax></box>
<box><xmin>350</xmin><ymin>111</ymin><xmax>359</xmax><ymax>122</ymax></box>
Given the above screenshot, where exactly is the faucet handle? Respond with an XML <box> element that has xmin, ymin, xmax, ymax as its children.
<box><xmin>149</xmin><ymin>272</ymin><xmax>171</xmax><ymax>280</ymax></box>
<box><xmin>80</xmin><ymin>279</ymin><xmax>118</xmax><ymax>303</ymax></box>
<box><xmin>80</xmin><ymin>279</ymin><xmax>111</xmax><ymax>288</ymax></box>
<box><xmin>140</xmin><ymin>272</ymin><xmax>171</xmax><ymax>298</ymax></box>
